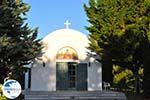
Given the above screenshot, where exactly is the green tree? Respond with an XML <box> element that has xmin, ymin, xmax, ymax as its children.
<box><xmin>0</xmin><ymin>0</ymin><xmax>42</xmax><ymax>86</ymax></box>
<box><xmin>84</xmin><ymin>0</ymin><xmax>150</xmax><ymax>95</ymax></box>
<box><xmin>84</xmin><ymin>0</ymin><xmax>114</xmax><ymax>86</ymax></box>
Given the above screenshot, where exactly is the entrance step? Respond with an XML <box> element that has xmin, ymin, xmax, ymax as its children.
<box><xmin>24</xmin><ymin>90</ymin><xmax>127</xmax><ymax>100</ymax></box>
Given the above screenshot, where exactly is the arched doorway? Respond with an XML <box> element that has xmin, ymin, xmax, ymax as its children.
<box><xmin>56</xmin><ymin>47</ymin><xmax>87</xmax><ymax>91</ymax></box>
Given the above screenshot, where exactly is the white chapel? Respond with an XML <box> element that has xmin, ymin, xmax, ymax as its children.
<box><xmin>26</xmin><ymin>21</ymin><xmax>102</xmax><ymax>91</ymax></box>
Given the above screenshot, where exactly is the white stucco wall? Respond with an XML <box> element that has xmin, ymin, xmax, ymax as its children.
<box><xmin>31</xmin><ymin>62</ymin><xmax>56</xmax><ymax>91</ymax></box>
<box><xmin>88</xmin><ymin>61</ymin><xmax>102</xmax><ymax>91</ymax></box>
<box><xmin>30</xmin><ymin>28</ymin><xmax>102</xmax><ymax>91</ymax></box>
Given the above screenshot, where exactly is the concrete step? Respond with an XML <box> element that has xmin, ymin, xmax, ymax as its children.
<box><xmin>24</xmin><ymin>90</ymin><xmax>127</xmax><ymax>100</ymax></box>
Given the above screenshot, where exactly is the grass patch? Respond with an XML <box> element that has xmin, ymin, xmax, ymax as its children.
<box><xmin>0</xmin><ymin>96</ymin><xmax>7</xmax><ymax>100</ymax></box>
<box><xmin>125</xmin><ymin>92</ymin><xmax>150</xmax><ymax>100</ymax></box>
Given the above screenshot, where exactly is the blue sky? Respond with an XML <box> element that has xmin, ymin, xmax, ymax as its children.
<box><xmin>24</xmin><ymin>0</ymin><xmax>89</xmax><ymax>38</ymax></box>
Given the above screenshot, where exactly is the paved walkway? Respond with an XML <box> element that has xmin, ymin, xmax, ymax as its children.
<box><xmin>24</xmin><ymin>89</ymin><xmax>127</xmax><ymax>100</ymax></box>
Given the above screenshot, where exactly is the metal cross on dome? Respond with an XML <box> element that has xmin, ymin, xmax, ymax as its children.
<box><xmin>64</xmin><ymin>20</ymin><xmax>71</xmax><ymax>29</ymax></box>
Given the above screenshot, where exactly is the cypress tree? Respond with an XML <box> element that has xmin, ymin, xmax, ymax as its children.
<box><xmin>0</xmin><ymin>0</ymin><xmax>42</xmax><ymax>85</ymax></box>
<box><xmin>84</xmin><ymin>0</ymin><xmax>150</xmax><ymax>95</ymax></box>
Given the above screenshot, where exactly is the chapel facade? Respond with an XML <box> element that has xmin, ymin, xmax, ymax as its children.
<box><xmin>25</xmin><ymin>21</ymin><xmax>102</xmax><ymax>91</ymax></box>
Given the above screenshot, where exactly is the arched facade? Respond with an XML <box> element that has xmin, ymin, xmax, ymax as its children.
<box><xmin>29</xmin><ymin>28</ymin><xmax>102</xmax><ymax>91</ymax></box>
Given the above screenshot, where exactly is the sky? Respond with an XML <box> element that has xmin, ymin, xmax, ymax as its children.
<box><xmin>24</xmin><ymin>0</ymin><xmax>89</xmax><ymax>39</ymax></box>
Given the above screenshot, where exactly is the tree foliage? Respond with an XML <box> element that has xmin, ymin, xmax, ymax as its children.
<box><xmin>84</xmin><ymin>0</ymin><xmax>150</xmax><ymax>95</ymax></box>
<box><xmin>0</xmin><ymin>0</ymin><xmax>42</xmax><ymax>84</ymax></box>
<box><xmin>113</xmin><ymin>65</ymin><xmax>143</xmax><ymax>93</ymax></box>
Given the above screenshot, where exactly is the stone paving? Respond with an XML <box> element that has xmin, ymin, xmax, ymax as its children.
<box><xmin>24</xmin><ymin>89</ymin><xmax>127</xmax><ymax>100</ymax></box>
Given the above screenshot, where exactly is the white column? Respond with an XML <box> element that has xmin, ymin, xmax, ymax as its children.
<box><xmin>25</xmin><ymin>70</ymin><xmax>29</xmax><ymax>89</ymax></box>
